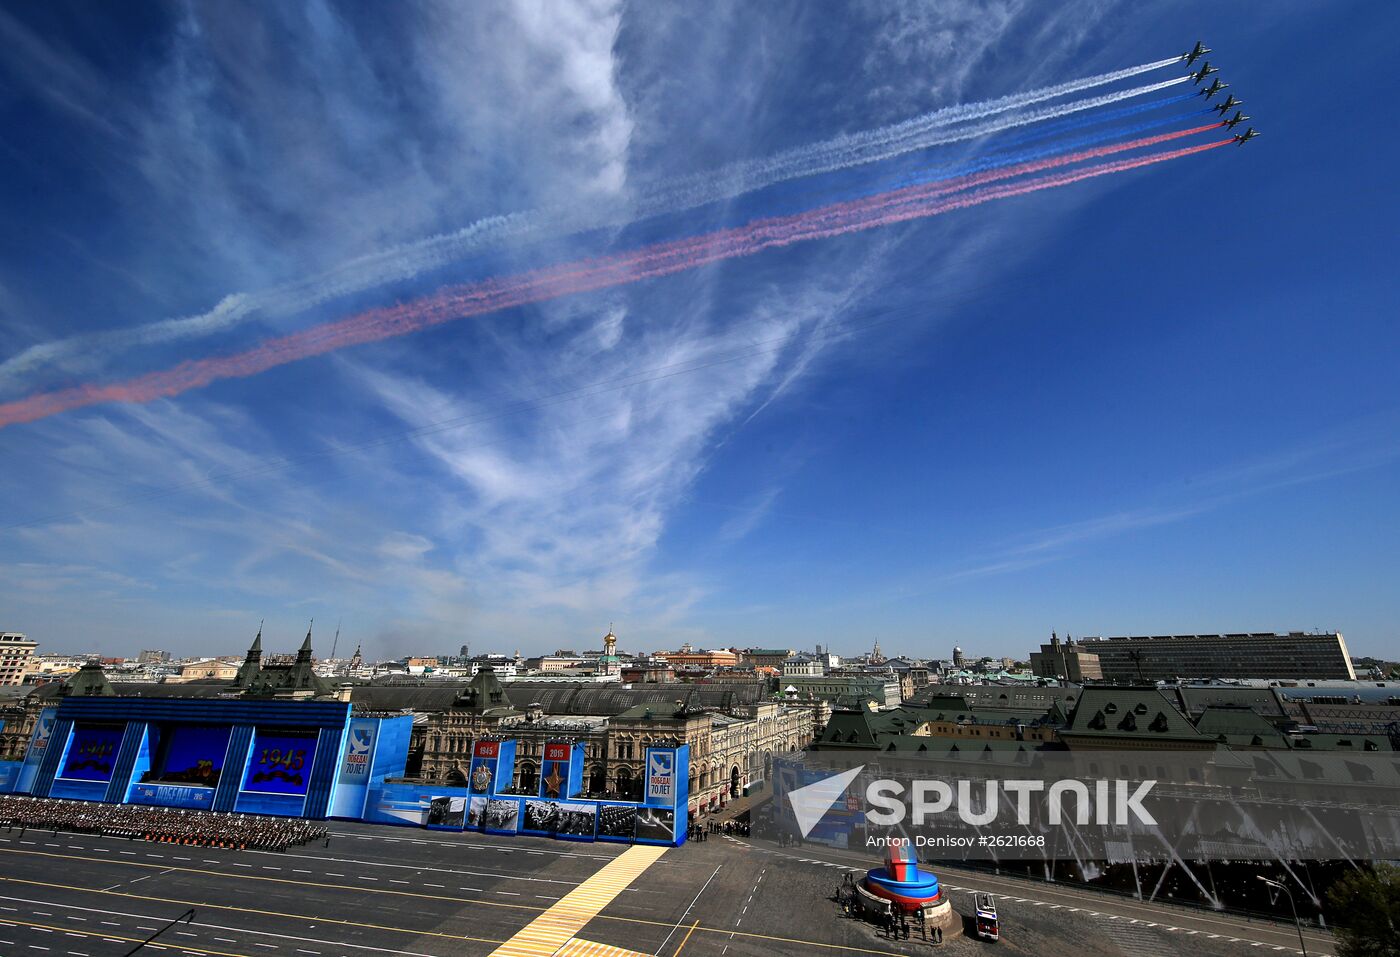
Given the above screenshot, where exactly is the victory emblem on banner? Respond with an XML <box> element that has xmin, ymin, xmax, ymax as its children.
<box><xmin>471</xmin><ymin>763</ymin><xmax>493</xmax><ymax>793</ymax></box>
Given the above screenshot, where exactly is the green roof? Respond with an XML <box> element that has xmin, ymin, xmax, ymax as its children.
<box><xmin>1193</xmin><ymin>706</ymin><xmax>1288</xmax><ymax>748</ymax></box>
<box><xmin>1061</xmin><ymin>688</ymin><xmax>1208</xmax><ymax>743</ymax></box>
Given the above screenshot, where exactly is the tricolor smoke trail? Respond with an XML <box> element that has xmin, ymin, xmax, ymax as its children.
<box><xmin>629</xmin><ymin>76</ymin><xmax>1193</xmax><ymax>213</ymax></box>
<box><xmin>788</xmin><ymin>109</ymin><xmax>1209</xmax><ymax>211</ymax></box>
<box><xmin>995</xmin><ymin>91</ymin><xmax>1202</xmax><ymax>148</ymax></box>
<box><xmin>0</xmin><ymin>128</ymin><xmax>1228</xmax><ymax>430</ymax></box>
<box><xmin>0</xmin><ymin>58</ymin><xmax>1186</xmax><ymax>388</ymax></box>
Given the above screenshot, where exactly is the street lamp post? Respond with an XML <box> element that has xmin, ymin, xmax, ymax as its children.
<box><xmin>1257</xmin><ymin>875</ymin><xmax>1307</xmax><ymax>957</ymax></box>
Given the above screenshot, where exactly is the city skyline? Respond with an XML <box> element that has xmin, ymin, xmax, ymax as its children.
<box><xmin>2</xmin><ymin>3</ymin><xmax>1397</xmax><ymax>660</ymax></box>
<box><xmin>16</xmin><ymin>624</ymin><xmax>1388</xmax><ymax>674</ymax></box>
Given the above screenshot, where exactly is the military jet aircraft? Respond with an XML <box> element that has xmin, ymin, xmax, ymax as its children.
<box><xmin>1190</xmin><ymin>61</ymin><xmax>1219</xmax><ymax>83</ymax></box>
<box><xmin>1181</xmin><ymin>41</ymin><xmax>1211</xmax><ymax>67</ymax></box>
<box><xmin>1211</xmin><ymin>94</ymin><xmax>1242</xmax><ymax>115</ymax></box>
<box><xmin>1223</xmin><ymin>110</ymin><xmax>1250</xmax><ymax>130</ymax></box>
<box><xmin>1197</xmin><ymin>77</ymin><xmax>1228</xmax><ymax>100</ymax></box>
<box><xmin>1232</xmin><ymin>127</ymin><xmax>1261</xmax><ymax>145</ymax></box>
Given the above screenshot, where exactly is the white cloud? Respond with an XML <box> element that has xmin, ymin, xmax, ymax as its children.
<box><xmin>0</xmin><ymin>2</ymin><xmax>1154</xmax><ymax>656</ymax></box>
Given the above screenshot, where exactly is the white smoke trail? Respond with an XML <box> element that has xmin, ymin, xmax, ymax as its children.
<box><xmin>655</xmin><ymin>57</ymin><xmax>1183</xmax><ymax>201</ymax></box>
<box><xmin>647</xmin><ymin>75</ymin><xmax>1191</xmax><ymax>211</ymax></box>
<box><xmin>0</xmin><ymin>59</ymin><xmax>1183</xmax><ymax>389</ymax></box>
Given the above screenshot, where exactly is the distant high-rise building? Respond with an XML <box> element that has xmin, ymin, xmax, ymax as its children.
<box><xmin>1079</xmin><ymin>632</ymin><xmax>1355</xmax><ymax>683</ymax></box>
<box><xmin>0</xmin><ymin>632</ymin><xmax>37</xmax><ymax>686</ymax></box>
<box><xmin>1030</xmin><ymin>633</ymin><xmax>1102</xmax><ymax>682</ymax></box>
<box><xmin>137</xmin><ymin>649</ymin><xmax>171</xmax><ymax>664</ymax></box>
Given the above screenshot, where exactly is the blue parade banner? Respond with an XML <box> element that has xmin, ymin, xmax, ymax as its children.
<box><xmin>361</xmin><ymin>782</ymin><xmax>443</xmax><ymax>827</ymax></box>
<box><xmin>538</xmin><ymin>741</ymin><xmax>585</xmax><ymax>800</ymax></box>
<box><xmin>17</xmin><ymin>707</ymin><xmax>58</xmax><ymax>794</ymax></box>
<box><xmin>330</xmin><ymin>715</ymin><xmax>411</xmax><ymax>820</ymax></box>
<box><xmin>153</xmin><ymin>724</ymin><xmax>232</xmax><ymax>788</ymax></box>
<box><xmin>242</xmin><ymin>731</ymin><xmax>318</xmax><ymax>796</ymax></box>
<box><xmin>58</xmin><ymin>725</ymin><xmax>124</xmax><ymax>783</ymax></box>
<box><xmin>128</xmin><ymin>782</ymin><xmax>216</xmax><ymax>810</ymax></box>
<box><xmin>466</xmin><ymin>738</ymin><xmax>517</xmax><ymax>814</ymax></box>
<box><xmin>643</xmin><ymin>747</ymin><xmax>682</xmax><ymax>805</ymax></box>
<box><xmin>341</xmin><ymin>719</ymin><xmax>377</xmax><ymax>780</ymax></box>
<box><xmin>0</xmin><ymin>760</ymin><xmax>22</xmax><ymax>794</ymax></box>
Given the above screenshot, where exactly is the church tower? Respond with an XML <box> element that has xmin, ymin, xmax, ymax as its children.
<box><xmin>598</xmin><ymin>625</ymin><xmax>620</xmax><ymax>675</ymax></box>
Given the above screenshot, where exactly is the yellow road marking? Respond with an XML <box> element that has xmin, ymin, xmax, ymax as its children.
<box><xmin>0</xmin><ymin>915</ymin><xmax>253</xmax><ymax>957</ymax></box>
<box><xmin>554</xmin><ymin>937</ymin><xmax>655</xmax><ymax>957</ymax></box>
<box><xmin>670</xmin><ymin>920</ymin><xmax>701</xmax><ymax>956</ymax></box>
<box><xmin>1</xmin><ymin>848</ymin><xmax>914</xmax><ymax>956</ymax></box>
<box><xmin>489</xmin><ymin>844</ymin><xmax>667</xmax><ymax>957</ymax></box>
<box><xmin>0</xmin><ymin>845</ymin><xmax>541</xmax><ymax>913</ymax></box>
<box><xmin>0</xmin><ymin>875</ymin><xmax>506</xmax><ymax>947</ymax></box>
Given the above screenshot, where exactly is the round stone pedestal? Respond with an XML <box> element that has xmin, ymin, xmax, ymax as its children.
<box><xmin>921</xmin><ymin>897</ymin><xmax>963</xmax><ymax>939</ymax></box>
<box><xmin>853</xmin><ymin>884</ymin><xmax>963</xmax><ymax>940</ymax></box>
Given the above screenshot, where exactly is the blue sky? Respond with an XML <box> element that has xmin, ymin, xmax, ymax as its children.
<box><xmin>0</xmin><ymin>1</ymin><xmax>1396</xmax><ymax>662</ymax></box>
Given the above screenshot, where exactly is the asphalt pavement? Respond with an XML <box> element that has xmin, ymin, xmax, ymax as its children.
<box><xmin>0</xmin><ymin>820</ymin><xmax>1334</xmax><ymax>957</ymax></box>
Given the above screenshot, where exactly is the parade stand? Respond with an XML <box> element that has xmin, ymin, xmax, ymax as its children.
<box><xmin>3</xmin><ymin>696</ymin><xmax>690</xmax><ymax>847</ymax></box>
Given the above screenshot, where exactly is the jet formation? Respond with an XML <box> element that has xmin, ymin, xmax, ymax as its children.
<box><xmin>1179</xmin><ymin>40</ymin><xmax>1260</xmax><ymax>145</ymax></box>
<box><xmin>1181</xmin><ymin>40</ymin><xmax>1210</xmax><ymax>66</ymax></box>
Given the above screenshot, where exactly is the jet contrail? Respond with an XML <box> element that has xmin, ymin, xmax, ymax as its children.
<box><xmin>995</xmin><ymin>91</ymin><xmax>1201</xmax><ymax>147</ymax></box>
<box><xmin>0</xmin><ymin>128</ymin><xmax>1226</xmax><ymax>430</ymax></box>
<box><xmin>797</xmin><ymin>109</ymin><xmax>1208</xmax><ymax>212</ymax></box>
<box><xmin>761</xmin><ymin>92</ymin><xmax>1204</xmax><ymax>211</ymax></box>
<box><xmin>0</xmin><ymin>58</ymin><xmax>1184</xmax><ymax>390</ymax></box>
<box><xmin>658</xmin><ymin>76</ymin><xmax>1194</xmax><ymax>211</ymax></box>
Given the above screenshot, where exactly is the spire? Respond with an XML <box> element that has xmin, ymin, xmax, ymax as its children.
<box><xmin>235</xmin><ymin>621</ymin><xmax>264</xmax><ymax>689</ymax></box>
<box><xmin>298</xmin><ymin>621</ymin><xmax>314</xmax><ymax>658</ymax></box>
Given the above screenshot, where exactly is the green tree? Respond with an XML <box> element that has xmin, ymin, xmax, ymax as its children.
<box><xmin>1326</xmin><ymin>864</ymin><xmax>1400</xmax><ymax>957</ymax></box>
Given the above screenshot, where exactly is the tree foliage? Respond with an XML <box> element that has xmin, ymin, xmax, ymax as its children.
<box><xmin>1326</xmin><ymin>864</ymin><xmax>1400</xmax><ymax>957</ymax></box>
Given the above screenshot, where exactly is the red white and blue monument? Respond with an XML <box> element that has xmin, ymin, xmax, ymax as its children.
<box><xmin>862</xmin><ymin>840</ymin><xmax>944</xmax><ymax>911</ymax></box>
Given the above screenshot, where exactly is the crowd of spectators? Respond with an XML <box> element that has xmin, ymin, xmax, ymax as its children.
<box><xmin>688</xmin><ymin>816</ymin><xmax>750</xmax><ymax>841</ymax></box>
<box><xmin>0</xmin><ymin>795</ymin><xmax>328</xmax><ymax>851</ymax></box>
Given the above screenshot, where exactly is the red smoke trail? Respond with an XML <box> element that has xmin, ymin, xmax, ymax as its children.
<box><xmin>0</xmin><ymin>134</ymin><xmax>1228</xmax><ymax>429</ymax></box>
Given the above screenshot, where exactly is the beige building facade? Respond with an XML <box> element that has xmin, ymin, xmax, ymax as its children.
<box><xmin>0</xmin><ymin>633</ymin><xmax>37</xmax><ymax>686</ymax></box>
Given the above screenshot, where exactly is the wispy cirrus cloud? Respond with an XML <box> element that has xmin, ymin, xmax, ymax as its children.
<box><xmin>913</xmin><ymin>415</ymin><xmax>1400</xmax><ymax>590</ymax></box>
<box><xmin>0</xmin><ymin>1</ymin><xmax>1155</xmax><ymax>656</ymax></box>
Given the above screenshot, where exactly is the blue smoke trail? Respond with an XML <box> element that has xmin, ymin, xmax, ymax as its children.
<box><xmin>754</xmin><ymin>94</ymin><xmax>1206</xmax><ymax>214</ymax></box>
<box><xmin>991</xmin><ymin>92</ymin><xmax>1201</xmax><ymax>150</ymax></box>
<box><xmin>770</xmin><ymin>110</ymin><xmax>1213</xmax><ymax>216</ymax></box>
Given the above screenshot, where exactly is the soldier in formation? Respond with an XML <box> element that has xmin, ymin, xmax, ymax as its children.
<box><xmin>0</xmin><ymin>795</ymin><xmax>328</xmax><ymax>851</ymax></box>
